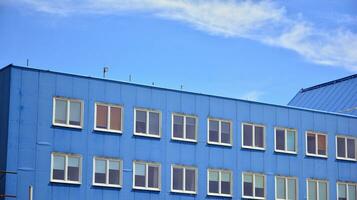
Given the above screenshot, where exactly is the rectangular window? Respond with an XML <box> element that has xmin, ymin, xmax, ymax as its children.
<box><xmin>93</xmin><ymin>157</ymin><xmax>122</xmax><ymax>187</ymax></box>
<box><xmin>51</xmin><ymin>153</ymin><xmax>81</xmax><ymax>184</ymax></box>
<box><xmin>338</xmin><ymin>182</ymin><xmax>357</xmax><ymax>200</ymax></box>
<box><xmin>133</xmin><ymin>161</ymin><xmax>160</xmax><ymax>191</ymax></box>
<box><xmin>171</xmin><ymin>165</ymin><xmax>197</xmax><ymax>194</ymax></box>
<box><xmin>207</xmin><ymin>169</ymin><xmax>232</xmax><ymax>197</ymax></box>
<box><xmin>275</xmin><ymin>176</ymin><xmax>298</xmax><ymax>200</ymax></box>
<box><xmin>172</xmin><ymin>114</ymin><xmax>197</xmax><ymax>142</ymax></box>
<box><xmin>208</xmin><ymin>118</ymin><xmax>232</xmax><ymax>146</ymax></box>
<box><xmin>243</xmin><ymin>172</ymin><xmax>266</xmax><ymax>199</ymax></box>
<box><xmin>242</xmin><ymin>123</ymin><xmax>265</xmax><ymax>150</ymax></box>
<box><xmin>275</xmin><ymin>127</ymin><xmax>297</xmax><ymax>154</ymax></box>
<box><xmin>53</xmin><ymin>97</ymin><xmax>83</xmax><ymax>128</ymax></box>
<box><xmin>306</xmin><ymin>132</ymin><xmax>328</xmax><ymax>157</ymax></box>
<box><xmin>134</xmin><ymin>109</ymin><xmax>161</xmax><ymax>138</ymax></box>
<box><xmin>336</xmin><ymin>136</ymin><xmax>356</xmax><ymax>161</ymax></box>
<box><xmin>307</xmin><ymin>179</ymin><xmax>328</xmax><ymax>200</ymax></box>
<box><xmin>95</xmin><ymin>103</ymin><xmax>123</xmax><ymax>133</ymax></box>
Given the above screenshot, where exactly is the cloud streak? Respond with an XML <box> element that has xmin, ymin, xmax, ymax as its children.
<box><xmin>16</xmin><ymin>0</ymin><xmax>357</xmax><ymax>71</ymax></box>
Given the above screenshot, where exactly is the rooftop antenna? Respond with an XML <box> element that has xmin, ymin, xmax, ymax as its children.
<box><xmin>152</xmin><ymin>82</ymin><xmax>155</xmax><ymax>86</ymax></box>
<box><xmin>103</xmin><ymin>67</ymin><xmax>109</xmax><ymax>78</ymax></box>
<box><xmin>26</xmin><ymin>59</ymin><xmax>29</xmax><ymax>67</ymax></box>
<box><xmin>129</xmin><ymin>75</ymin><xmax>132</xmax><ymax>82</ymax></box>
<box><xmin>180</xmin><ymin>85</ymin><xmax>183</xmax><ymax>90</ymax></box>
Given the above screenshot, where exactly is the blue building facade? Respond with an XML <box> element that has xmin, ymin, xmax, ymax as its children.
<box><xmin>0</xmin><ymin>64</ymin><xmax>356</xmax><ymax>200</ymax></box>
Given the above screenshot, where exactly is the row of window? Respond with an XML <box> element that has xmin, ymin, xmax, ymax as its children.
<box><xmin>50</xmin><ymin>152</ymin><xmax>356</xmax><ymax>199</ymax></box>
<box><xmin>52</xmin><ymin>97</ymin><xmax>357</xmax><ymax>161</ymax></box>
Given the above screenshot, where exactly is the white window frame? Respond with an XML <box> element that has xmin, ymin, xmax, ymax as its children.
<box><xmin>274</xmin><ymin>127</ymin><xmax>298</xmax><ymax>154</ymax></box>
<box><xmin>242</xmin><ymin>172</ymin><xmax>266</xmax><ymax>200</ymax></box>
<box><xmin>241</xmin><ymin>123</ymin><xmax>266</xmax><ymax>150</ymax></box>
<box><xmin>207</xmin><ymin>118</ymin><xmax>233</xmax><ymax>146</ymax></box>
<box><xmin>92</xmin><ymin>157</ymin><xmax>123</xmax><ymax>188</ymax></box>
<box><xmin>171</xmin><ymin>113</ymin><xmax>198</xmax><ymax>142</ymax></box>
<box><xmin>306</xmin><ymin>179</ymin><xmax>329</xmax><ymax>200</ymax></box>
<box><xmin>94</xmin><ymin>102</ymin><xmax>124</xmax><ymax>133</ymax></box>
<box><xmin>275</xmin><ymin>176</ymin><xmax>298</xmax><ymax>200</ymax></box>
<box><xmin>336</xmin><ymin>135</ymin><xmax>357</xmax><ymax>161</ymax></box>
<box><xmin>171</xmin><ymin>165</ymin><xmax>198</xmax><ymax>194</ymax></box>
<box><xmin>132</xmin><ymin>161</ymin><xmax>161</xmax><ymax>191</ymax></box>
<box><xmin>134</xmin><ymin>108</ymin><xmax>161</xmax><ymax>138</ymax></box>
<box><xmin>305</xmin><ymin>131</ymin><xmax>328</xmax><ymax>158</ymax></box>
<box><xmin>207</xmin><ymin>169</ymin><xmax>233</xmax><ymax>197</ymax></box>
<box><xmin>337</xmin><ymin>182</ymin><xmax>357</xmax><ymax>200</ymax></box>
<box><xmin>50</xmin><ymin>152</ymin><xmax>82</xmax><ymax>184</ymax></box>
<box><xmin>52</xmin><ymin>97</ymin><xmax>84</xmax><ymax>129</ymax></box>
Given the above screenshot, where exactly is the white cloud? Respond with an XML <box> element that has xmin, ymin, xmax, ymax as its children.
<box><xmin>14</xmin><ymin>0</ymin><xmax>357</xmax><ymax>71</ymax></box>
<box><xmin>240</xmin><ymin>90</ymin><xmax>264</xmax><ymax>101</ymax></box>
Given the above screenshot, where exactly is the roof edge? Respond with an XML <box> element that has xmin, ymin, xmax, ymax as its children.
<box><xmin>301</xmin><ymin>74</ymin><xmax>357</xmax><ymax>93</ymax></box>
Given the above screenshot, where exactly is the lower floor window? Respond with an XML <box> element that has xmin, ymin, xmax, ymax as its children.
<box><xmin>133</xmin><ymin>161</ymin><xmax>161</xmax><ymax>190</ymax></box>
<box><xmin>243</xmin><ymin>172</ymin><xmax>265</xmax><ymax>199</ymax></box>
<box><xmin>276</xmin><ymin>176</ymin><xmax>297</xmax><ymax>200</ymax></box>
<box><xmin>307</xmin><ymin>179</ymin><xmax>328</xmax><ymax>200</ymax></box>
<box><xmin>338</xmin><ymin>182</ymin><xmax>357</xmax><ymax>200</ymax></box>
<box><xmin>171</xmin><ymin>165</ymin><xmax>197</xmax><ymax>194</ymax></box>
<box><xmin>93</xmin><ymin>157</ymin><xmax>122</xmax><ymax>187</ymax></box>
<box><xmin>51</xmin><ymin>153</ymin><xmax>81</xmax><ymax>184</ymax></box>
<box><xmin>208</xmin><ymin>169</ymin><xmax>232</xmax><ymax>196</ymax></box>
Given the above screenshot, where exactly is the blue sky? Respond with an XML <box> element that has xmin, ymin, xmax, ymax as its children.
<box><xmin>0</xmin><ymin>0</ymin><xmax>356</xmax><ymax>105</ymax></box>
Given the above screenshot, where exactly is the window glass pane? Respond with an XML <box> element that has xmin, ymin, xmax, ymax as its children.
<box><xmin>255</xmin><ymin>126</ymin><xmax>264</xmax><ymax>148</ymax></box>
<box><xmin>276</xmin><ymin>177</ymin><xmax>286</xmax><ymax>199</ymax></box>
<box><xmin>172</xmin><ymin>167</ymin><xmax>183</xmax><ymax>190</ymax></box>
<box><xmin>110</xmin><ymin>107</ymin><xmax>122</xmax><ymax>131</ymax></box>
<box><xmin>243</xmin><ymin>174</ymin><xmax>253</xmax><ymax>196</ymax></box>
<box><xmin>287</xmin><ymin>130</ymin><xmax>296</xmax><ymax>152</ymax></box>
<box><xmin>307</xmin><ymin>133</ymin><xmax>316</xmax><ymax>154</ymax></box>
<box><xmin>55</xmin><ymin>99</ymin><xmax>67</xmax><ymax>124</ymax></box>
<box><xmin>209</xmin><ymin>120</ymin><xmax>219</xmax><ymax>143</ymax></box>
<box><xmin>337</xmin><ymin>137</ymin><xmax>346</xmax><ymax>158</ymax></box>
<box><xmin>173</xmin><ymin>115</ymin><xmax>184</xmax><ymax>139</ymax></box>
<box><xmin>317</xmin><ymin>135</ymin><xmax>326</xmax><ymax>155</ymax></box>
<box><xmin>185</xmin><ymin>117</ymin><xmax>196</xmax><ymax>140</ymax></box>
<box><xmin>308</xmin><ymin>181</ymin><xmax>317</xmax><ymax>200</ymax></box>
<box><xmin>134</xmin><ymin>163</ymin><xmax>146</xmax><ymax>187</ymax></box>
<box><xmin>243</xmin><ymin>124</ymin><xmax>253</xmax><ymax>147</ymax></box>
<box><xmin>288</xmin><ymin>179</ymin><xmax>297</xmax><ymax>200</ymax></box>
<box><xmin>348</xmin><ymin>185</ymin><xmax>356</xmax><ymax>200</ymax></box>
<box><xmin>338</xmin><ymin>184</ymin><xmax>347</xmax><ymax>199</ymax></box>
<box><xmin>221</xmin><ymin>122</ymin><xmax>231</xmax><ymax>144</ymax></box>
<box><xmin>67</xmin><ymin>157</ymin><xmax>80</xmax><ymax>181</ymax></box>
<box><xmin>185</xmin><ymin>169</ymin><xmax>196</xmax><ymax>192</ymax></box>
<box><xmin>96</xmin><ymin>105</ymin><xmax>108</xmax><ymax>129</ymax></box>
<box><xmin>148</xmin><ymin>165</ymin><xmax>159</xmax><ymax>188</ymax></box>
<box><xmin>53</xmin><ymin>155</ymin><xmax>65</xmax><ymax>180</ymax></box>
<box><xmin>255</xmin><ymin>175</ymin><xmax>264</xmax><ymax>197</ymax></box>
<box><xmin>135</xmin><ymin>110</ymin><xmax>147</xmax><ymax>134</ymax></box>
<box><xmin>347</xmin><ymin>138</ymin><xmax>356</xmax><ymax>159</ymax></box>
<box><xmin>318</xmin><ymin>182</ymin><xmax>327</xmax><ymax>200</ymax></box>
<box><xmin>109</xmin><ymin>160</ymin><xmax>120</xmax><ymax>185</ymax></box>
<box><xmin>209</xmin><ymin>171</ymin><xmax>219</xmax><ymax>194</ymax></box>
<box><xmin>95</xmin><ymin>159</ymin><xmax>106</xmax><ymax>184</ymax></box>
<box><xmin>221</xmin><ymin>172</ymin><xmax>231</xmax><ymax>195</ymax></box>
<box><xmin>276</xmin><ymin>129</ymin><xmax>285</xmax><ymax>151</ymax></box>
<box><xmin>149</xmin><ymin>112</ymin><xmax>160</xmax><ymax>135</ymax></box>
<box><xmin>69</xmin><ymin>101</ymin><xmax>81</xmax><ymax>126</ymax></box>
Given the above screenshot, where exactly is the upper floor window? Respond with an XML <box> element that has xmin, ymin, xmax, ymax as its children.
<box><xmin>95</xmin><ymin>103</ymin><xmax>123</xmax><ymax>133</ymax></box>
<box><xmin>208</xmin><ymin>169</ymin><xmax>232</xmax><ymax>197</ymax></box>
<box><xmin>307</xmin><ymin>179</ymin><xmax>328</xmax><ymax>200</ymax></box>
<box><xmin>306</xmin><ymin>132</ymin><xmax>327</xmax><ymax>157</ymax></box>
<box><xmin>93</xmin><ymin>157</ymin><xmax>122</xmax><ymax>188</ymax></box>
<box><xmin>243</xmin><ymin>172</ymin><xmax>266</xmax><ymax>199</ymax></box>
<box><xmin>242</xmin><ymin>123</ymin><xmax>265</xmax><ymax>150</ymax></box>
<box><xmin>336</xmin><ymin>136</ymin><xmax>356</xmax><ymax>161</ymax></box>
<box><xmin>275</xmin><ymin>127</ymin><xmax>297</xmax><ymax>154</ymax></box>
<box><xmin>51</xmin><ymin>152</ymin><xmax>82</xmax><ymax>184</ymax></box>
<box><xmin>134</xmin><ymin>108</ymin><xmax>161</xmax><ymax>138</ymax></box>
<box><xmin>338</xmin><ymin>182</ymin><xmax>357</xmax><ymax>200</ymax></box>
<box><xmin>275</xmin><ymin>176</ymin><xmax>298</xmax><ymax>200</ymax></box>
<box><xmin>172</xmin><ymin>113</ymin><xmax>197</xmax><ymax>142</ymax></box>
<box><xmin>133</xmin><ymin>161</ymin><xmax>161</xmax><ymax>191</ymax></box>
<box><xmin>53</xmin><ymin>97</ymin><xmax>83</xmax><ymax>128</ymax></box>
<box><xmin>171</xmin><ymin>165</ymin><xmax>197</xmax><ymax>194</ymax></box>
<box><xmin>208</xmin><ymin>118</ymin><xmax>232</xmax><ymax>146</ymax></box>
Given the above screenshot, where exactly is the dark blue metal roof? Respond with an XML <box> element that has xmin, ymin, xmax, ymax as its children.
<box><xmin>288</xmin><ymin>74</ymin><xmax>357</xmax><ymax>116</ymax></box>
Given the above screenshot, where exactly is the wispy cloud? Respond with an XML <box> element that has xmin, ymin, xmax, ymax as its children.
<box><xmin>240</xmin><ymin>90</ymin><xmax>264</xmax><ymax>101</ymax></box>
<box><xmin>13</xmin><ymin>0</ymin><xmax>357</xmax><ymax>71</ymax></box>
